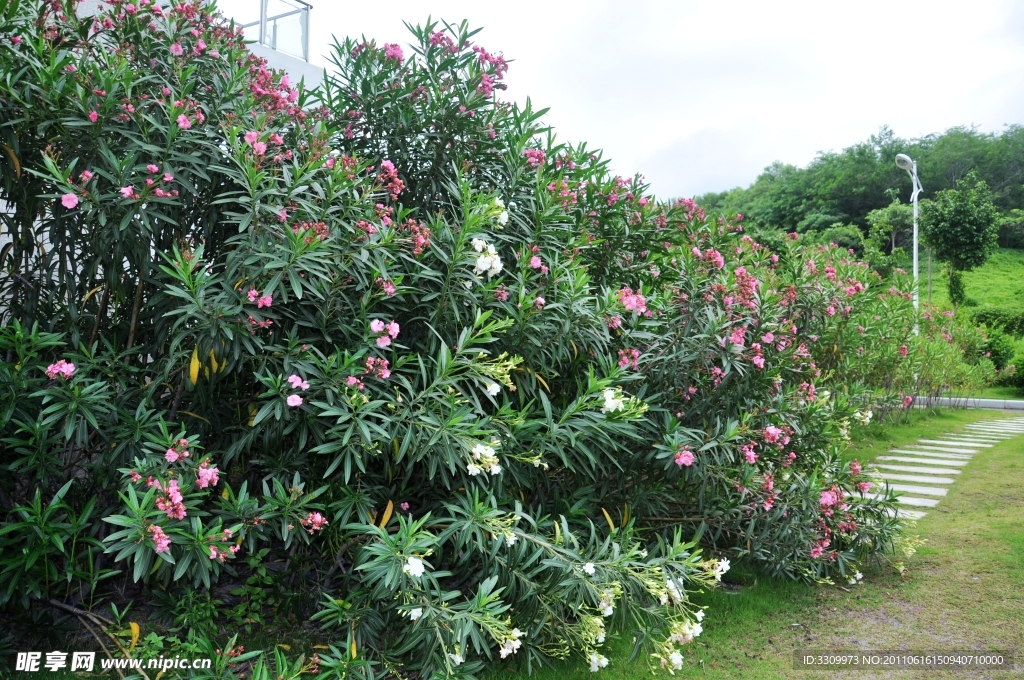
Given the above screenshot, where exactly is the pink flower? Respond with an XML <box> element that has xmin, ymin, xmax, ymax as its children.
<box><xmin>45</xmin><ymin>359</ymin><xmax>76</xmax><ymax>379</ymax></box>
<box><xmin>376</xmin><ymin>335</ymin><xmax>392</xmax><ymax>348</ymax></box>
<box><xmin>165</xmin><ymin>449</ymin><xmax>179</xmax><ymax>463</ymax></box>
<box><xmin>287</xmin><ymin>374</ymin><xmax>310</xmax><ymax>391</ymax></box>
<box><xmin>247</xmin><ymin>288</ymin><xmax>259</xmax><ymax>303</ymax></box>
<box><xmin>400</xmin><ymin>502</ymin><xmax>410</xmax><ymax>511</ymax></box>
<box><xmin>129</xmin><ymin>471</ymin><xmax>142</xmax><ymax>482</ymax></box>
<box><xmin>898</xmin><ymin>345</ymin><xmax>908</xmax><ymax>357</ymax></box>
<box><xmin>148</xmin><ymin>525</ymin><xmax>171</xmax><ymax>553</ymax></box>
<box><xmin>369</xmin><ymin>319</ymin><xmax>385</xmax><ymax>334</ymax></box>
<box><xmin>383</xmin><ymin>43</ymin><xmax>404</xmax><ymax>63</ymax></box>
<box><xmin>385</xmin><ymin>321</ymin><xmax>400</xmax><ymax>338</ymax></box>
<box><xmin>119</xmin><ymin>186</ymin><xmax>134</xmax><ymax>198</ymax></box>
<box><xmin>674</xmin><ymin>449</ymin><xmax>695</xmax><ymax>467</ymax></box>
<box><xmin>742</xmin><ymin>443</ymin><xmax>758</xmax><ymax>464</ymax></box>
<box><xmin>902</xmin><ymin>395</ymin><xmax>914</xmax><ymax>408</ymax></box>
<box><xmin>163</xmin><ymin>173</ymin><xmax>174</xmax><ymax>182</ymax></box>
<box><xmin>196</xmin><ymin>464</ymin><xmax>220</xmax><ymax>489</ymax></box>
<box><xmin>820</xmin><ymin>490</ymin><xmax>839</xmax><ymax>507</ymax></box>
<box><xmin>761</xmin><ymin>332</ymin><xmax>774</xmax><ymax>343</ymax></box>
<box><xmin>287</xmin><ymin>394</ymin><xmax>303</xmax><ymax>407</ymax></box>
<box><xmin>176</xmin><ymin>114</ymin><xmax>191</xmax><ymax>129</ymax></box>
<box><xmin>252</xmin><ymin>141</ymin><xmax>267</xmax><ymax>156</ymax></box>
<box><xmin>763</xmin><ymin>425</ymin><xmax>782</xmax><ymax>444</ymax></box>
<box><xmin>61</xmin><ymin>193</ymin><xmax>79</xmax><ymax>209</ymax></box>
<box><xmin>88</xmin><ymin>110</ymin><xmax>99</xmax><ymax>123</ymax></box>
<box><xmin>147</xmin><ymin>164</ymin><xmax>159</xmax><ymax>173</ymax></box>
<box><xmin>850</xmin><ymin>460</ymin><xmax>862</xmax><ymax>476</ymax></box>
<box><xmin>257</xmin><ymin>294</ymin><xmax>272</xmax><ymax>308</ymax></box>
<box><xmin>751</xmin><ymin>355</ymin><xmax>765</xmax><ymax>369</ymax></box>
<box><xmin>300</xmin><ymin>511</ymin><xmax>329</xmax><ymax>533</ymax></box>
<box><xmin>857</xmin><ymin>481</ymin><xmax>872</xmax><ymax>493</ymax></box>
<box><xmin>80</xmin><ymin>170</ymin><xmax>93</xmax><ymax>182</ymax></box>
<box><xmin>11</xmin><ymin>36</ymin><xmax>22</xmax><ymax>44</ymax></box>
<box><xmin>535</xmin><ymin>296</ymin><xmax>546</xmax><ymax>310</ymax></box>
<box><xmin>169</xmin><ymin>42</ymin><xmax>183</xmax><ymax>56</ymax></box>
<box><xmin>530</xmin><ymin>256</ymin><xmax>542</xmax><ymax>269</ymax></box>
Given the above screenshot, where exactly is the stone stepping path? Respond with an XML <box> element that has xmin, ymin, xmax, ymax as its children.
<box><xmin>867</xmin><ymin>417</ymin><xmax>1024</xmax><ymax>520</ymax></box>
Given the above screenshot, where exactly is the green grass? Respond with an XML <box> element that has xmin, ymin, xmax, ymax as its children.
<box><xmin>489</xmin><ymin>408</ymin><xmax>1024</xmax><ymax>679</ymax></box>
<box><xmin>926</xmin><ymin>247</ymin><xmax>1024</xmax><ymax>311</ymax></box>
<box><xmin>969</xmin><ymin>385</ymin><xmax>1024</xmax><ymax>400</ymax></box>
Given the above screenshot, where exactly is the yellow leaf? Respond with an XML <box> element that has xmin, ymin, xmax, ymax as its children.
<box><xmin>189</xmin><ymin>346</ymin><xmax>200</xmax><ymax>385</ymax></box>
<box><xmin>570</xmin><ymin>339</ymin><xmax>578</xmax><ymax>359</ymax></box>
<box><xmin>155</xmin><ymin>672</ymin><xmax>164</xmax><ymax>680</ymax></box>
<box><xmin>277</xmin><ymin>644</ymin><xmax>291</xmax><ymax>651</ymax></box>
<box><xmin>82</xmin><ymin>285</ymin><xmax>105</xmax><ymax>306</ymax></box>
<box><xmin>222</xmin><ymin>487</ymin><xmax>230</xmax><ymax>499</ymax></box>
<box><xmin>535</xmin><ymin>372</ymin><xmax>551</xmax><ymax>394</ymax></box>
<box><xmin>378</xmin><ymin>500</ymin><xmax>394</xmax><ymax>529</ymax></box>
<box><xmin>0</xmin><ymin>143</ymin><xmax>21</xmax><ymax>179</ymax></box>
<box><xmin>209</xmin><ymin>349</ymin><xmax>219</xmax><ymax>374</ymax></box>
<box><xmin>313</xmin><ymin>645</ymin><xmax>329</xmax><ymax>650</ymax></box>
<box><xmin>203</xmin><ymin>366</ymin><xmax>210</xmax><ymax>379</ymax></box>
<box><xmin>179</xmin><ymin>411</ymin><xmax>211</xmax><ymax>425</ymax></box>
<box><xmin>248</xmin><ymin>403</ymin><xmax>257</xmax><ymax>427</ymax></box>
<box><xmin>554</xmin><ymin>522</ymin><xmax>561</xmax><ymax>544</ymax></box>
<box><xmin>128</xmin><ymin>622</ymin><xmax>140</xmax><ymax>653</ymax></box>
<box><xmin>622</xmin><ymin>503</ymin><xmax>629</xmax><ymax>526</ymax></box>
<box><xmin>233</xmin><ymin>278</ymin><xmax>246</xmax><ymax>291</ymax></box>
<box><xmin>351</xmin><ymin>639</ymin><xmax>357</xmax><ymax>659</ymax></box>
<box><xmin>601</xmin><ymin>507</ymin><xmax>616</xmax><ymax>532</ymax></box>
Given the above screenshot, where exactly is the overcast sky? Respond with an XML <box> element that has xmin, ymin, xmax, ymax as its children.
<box><xmin>299</xmin><ymin>0</ymin><xmax>1024</xmax><ymax>199</ymax></box>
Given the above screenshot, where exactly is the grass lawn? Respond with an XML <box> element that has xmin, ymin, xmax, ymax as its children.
<box><xmin>926</xmin><ymin>247</ymin><xmax>1024</xmax><ymax>311</ymax></box>
<box><xmin>489</xmin><ymin>407</ymin><xmax>1024</xmax><ymax>679</ymax></box>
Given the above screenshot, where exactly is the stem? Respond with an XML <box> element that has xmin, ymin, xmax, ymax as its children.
<box><xmin>89</xmin><ymin>286</ymin><xmax>109</xmax><ymax>349</ymax></box>
<box><xmin>169</xmin><ymin>373</ymin><xmax>186</xmax><ymax>422</ymax></box>
<box><xmin>126</xmin><ymin>278</ymin><xmax>145</xmax><ymax>362</ymax></box>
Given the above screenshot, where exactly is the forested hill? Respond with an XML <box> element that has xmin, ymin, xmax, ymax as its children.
<box><xmin>697</xmin><ymin>125</ymin><xmax>1024</xmax><ymax>233</ymax></box>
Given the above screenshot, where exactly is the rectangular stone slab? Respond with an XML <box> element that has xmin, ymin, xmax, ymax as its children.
<box><xmin>898</xmin><ymin>508</ymin><xmax>928</xmax><ymax>520</ymax></box>
<box><xmin>889</xmin><ymin>449</ymin><xmax>972</xmax><ymax>460</ymax></box>
<box><xmin>873</xmin><ymin>463</ymin><xmax>961</xmax><ymax>475</ymax></box>
<box><xmin>868</xmin><ymin>492</ymin><xmax>941</xmax><ymax>507</ymax></box>
<box><xmin>918</xmin><ymin>439</ymin><xmax>993</xmax><ymax>448</ymax></box>
<box><xmin>885</xmin><ymin>483</ymin><xmax>948</xmax><ymax>497</ymax></box>
<box><xmin>879</xmin><ymin>473</ymin><xmax>957</xmax><ymax>485</ymax></box>
<box><xmin>877</xmin><ymin>456</ymin><xmax>968</xmax><ymax>466</ymax></box>
<box><xmin>966</xmin><ymin>425</ymin><xmax>1024</xmax><ymax>432</ymax></box>
<box><xmin>905</xmin><ymin>444</ymin><xmax>980</xmax><ymax>454</ymax></box>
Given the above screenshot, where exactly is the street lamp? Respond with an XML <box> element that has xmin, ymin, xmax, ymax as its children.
<box><xmin>896</xmin><ymin>153</ymin><xmax>923</xmax><ymax>333</ymax></box>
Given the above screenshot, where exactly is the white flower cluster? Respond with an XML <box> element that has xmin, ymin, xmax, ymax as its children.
<box><xmin>661</xmin><ymin>576</ymin><xmax>684</xmax><ymax>605</ymax></box>
<box><xmin>472</xmin><ymin>238</ymin><xmax>503</xmax><ymax>277</ymax></box>
<box><xmin>486</xmin><ymin>382</ymin><xmax>501</xmax><ymax>396</ymax></box>
<box><xmin>467</xmin><ymin>442</ymin><xmax>502</xmax><ymax>476</ymax></box>
<box><xmin>669</xmin><ymin>615</ymin><xmax>704</xmax><ymax>645</ymax></box>
<box><xmin>711</xmin><ymin>557</ymin><xmax>730</xmax><ymax>581</ymax></box>
<box><xmin>853</xmin><ymin>409</ymin><xmax>873</xmax><ymax>425</ymax></box>
<box><xmin>598</xmin><ymin>590</ymin><xmax>615</xmax><ymax>617</ymax></box>
<box><xmin>403</xmin><ymin>556</ymin><xmax>426</xmax><ymax>578</ymax></box>
<box><xmin>589</xmin><ymin>653</ymin><xmax>609</xmax><ymax>672</ymax></box>
<box><xmin>448</xmin><ymin>651</ymin><xmax>464</xmax><ymax>666</ymax></box>
<box><xmin>498</xmin><ymin>628</ymin><xmax>525</xmax><ymax>658</ymax></box>
<box><xmin>847</xmin><ymin>571</ymin><xmax>864</xmax><ymax>585</ymax></box>
<box><xmin>582</xmin><ymin>562</ymin><xmax>596</xmax><ymax>576</ymax></box>
<box><xmin>601</xmin><ymin>389</ymin><xmax>625</xmax><ymax>414</ymax></box>
<box><xmin>667</xmin><ymin>651</ymin><xmax>684</xmax><ymax>671</ymax></box>
<box><xmin>493</xmin><ymin>197</ymin><xmax>509</xmax><ymax>226</ymax></box>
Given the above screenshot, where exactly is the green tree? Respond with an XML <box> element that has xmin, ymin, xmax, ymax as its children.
<box><xmin>921</xmin><ymin>170</ymin><xmax>999</xmax><ymax>306</ymax></box>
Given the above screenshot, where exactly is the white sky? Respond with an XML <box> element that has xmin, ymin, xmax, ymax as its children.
<box><xmin>299</xmin><ymin>0</ymin><xmax>1024</xmax><ymax>199</ymax></box>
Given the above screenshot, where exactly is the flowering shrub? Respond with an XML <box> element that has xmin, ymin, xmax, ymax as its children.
<box><xmin>0</xmin><ymin>2</ymin><xmax>986</xmax><ymax>677</ymax></box>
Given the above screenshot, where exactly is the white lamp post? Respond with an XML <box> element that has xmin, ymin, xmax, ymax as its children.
<box><xmin>896</xmin><ymin>153</ymin><xmax>923</xmax><ymax>334</ymax></box>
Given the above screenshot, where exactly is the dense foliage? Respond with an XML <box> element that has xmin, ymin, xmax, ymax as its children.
<box><xmin>0</xmin><ymin>1</ymin><xmax>994</xmax><ymax>677</ymax></box>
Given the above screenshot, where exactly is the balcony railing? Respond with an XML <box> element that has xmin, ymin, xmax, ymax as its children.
<box><xmin>218</xmin><ymin>0</ymin><xmax>312</xmax><ymax>62</ymax></box>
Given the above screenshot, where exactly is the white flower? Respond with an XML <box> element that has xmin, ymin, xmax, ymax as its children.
<box><xmin>489</xmin><ymin>464</ymin><xmax>502</xmax><ymax>475</ymax></box>
<box><xmin>497</xmin><ymin>210</ymin><xmax>509</xmax><ymax>225</ymax></box>
<box><xmin>486</xmin><ymin>382</ymin><xmax>501</xmax><ymax>396</ymax></box>
<box><xmin>601</xmin><ymin>388</ymin><xmax>625</xmax><ymax>414</ymax></box>
<box><xmin>598</xmin><ymin>590</ymin><xmax>615</xmax><ymax>617</ymax></box>
<box><xmin>713</xmin><ymin>557</ymin><xmax>730</xmax><ymax>580</ymax></box>
<box><xmin>582</xmin><ymin>562</ymin><xmax>596</xmax><ymax>575</ymax></box>
<box><xmin>682</xmin><ymin>620</ymin><xmax>702</xmax><ymax>639</ymax></box>
<box><xmin>498</xmin><ymin>634</ymin><xmax>523</xmax><ymax>659</ymax></box>
<box><xmin>472</xmin><ymin>238</ymin><xmax>488</xmax><ymax>253</ymax></box>
<box><xmin>449</xmin><ymin>652</ymin><xmax>464</xmax><ymax>666</ymax></box>
<box><xmin>408</xmin><ymin>607</ymin><xmax>423</xmax><ymax>621</ymax></box>
<box><xmin>596</xmin><ymin>632</ymin><xmax>605</xmax><ymax>644</ymax></box>
<box><xmin>589</xmin><ymin>653</ymin><xmax>609</xmax><ymax>672</ymax></box>
<box><xmin>855</xmin><ymin>571</ymin><xmax>863</xmax><ymax>581</ymax></box>
<box><xmin>506</xmin><ymin>533</ymin><xmax>517</xmax><ymax>546</ymax></box>
<box><xmin>848</xmin><ymin>577</ymin><xmax>858</xmax><ymax>585</ymax></box>
<box><xmin>464</xmin><ymin>279</ymin><xmax>474</xmax><ymax>289</ymax></box>
<box><xmin>511</xmin><ymin>628</ymin><xmax>525</xmax><ymax>639</ymax></box>
<box><xmin>659</xmin><ymin>593</ymin><xmax>669</xmax><ymax>605</ymax></box>
<box><xmin>467</xmin><ymin>463</ymin><xmax>482</xmax><ymax>476</ymax></box>
<box><xmin>472</xmin><ymin>444</ymin><xmax>496</xmax><ymax>459</ymax></box>
<box><xmin>403</xmin><ymin>556</ymin><xmax>426</xmax><ymax>578</ymax></box>
<box><xmin>669</xmin><ymin>651</ymin><xmax>683</xmax><ymax>670</ymax></box>
<box><xmin>695</xmin><ymin>609</ymin><xmax>705</xmax><ymax>622</ymax></box>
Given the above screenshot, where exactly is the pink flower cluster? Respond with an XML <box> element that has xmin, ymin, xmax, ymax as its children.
<box><xmin>346</xmin><ymin>375</ymin><xmax>365</xmax><ymax>391</ymax></box>
<box><xmin>617</xmin><ymin>348</ymin><xmax>640</xmax><ymax>370</ymax></box>
<box><xmin>692</xmin><ymin>247</ymin><xmax>725</xmax><ymax>269</ymax></box>
<box><xmin>370</xmin><ymin>319</ymin><xmax>400</xmax><ymax>348</ymax></box>
<box><xmin>383</xmin><ymin>43</ymin><xmax>403</xmax><ymax>63</ymax></box>
<box><xmin>617</xmin><ymin>286</ymin><xmax>647</xmax><ymax>315</ymax></box>
<box><xmin>247</xmin><ymin>288</ymin><xmax>273</xmax><ymax>308</ymax></box>
<box><xmin>674</xmin><ymin>445</ymin><xmax>694</xmax><ymax>467</ymax></box>
<box><xmin>45</xmin><ymin>359</ymin><xmax>76</xmax><ymax>380</ymax></box>
<box><xmin>154</xmin><ymin>479</ymin><xmax>186</xmax><ymax>520</ymax></box>
<box><xmin>379</xmin><ymin>160</ymin><xmax>404</xmax><ymax>200</ymax></box>
<box><xmin>523</xmin><ymin>148</ymin><xmax>545</xmax><ymax>168</ymax></box>
<box><xmin>741</xmin><ymin>442</ymin><xmax>758</xmax><ymax>465</ymax></box>
<box><xmin>286</xmin><ymin>374</ymin><xmax>309</xmax><ymax>407</ymax></box>
<box><xmin>148</xmin><ymin>524</ymin><xmax>171</xmax><ymax>553</ymax></box>
<box><xmin>300</xmin><ymin>511</ymin><xmax>329</xmax><ymax>534</ymax></box>
<box><xmin>375</xmin><ymin>277</ymin><xmax>397</xmax><ymax>297</ymax></box>
<box><xmin>365</xmin><ymin>356</ymin><xmax>391</xmax><ymax>380</ymax></box>
<box><xmin>165</xmin><ymin>438</ymin><xmax>191</xmax><ymax>463</ymax></box>
<box><xmin>196</xmin><ymin>459</ymin><xmax>220</xmax><ymax>489</ymax></box>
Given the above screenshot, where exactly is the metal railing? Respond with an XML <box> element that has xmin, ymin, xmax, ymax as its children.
<box><xmin>225</xmin><ymin>0</ymin><xmax>312</xmax><ymax>62</ymax></box>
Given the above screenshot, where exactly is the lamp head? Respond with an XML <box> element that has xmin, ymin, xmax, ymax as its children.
<box><xmin>895</xmin><ymin>154</ymin><xmax>914</xmax><ymax>171</ymax></box>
